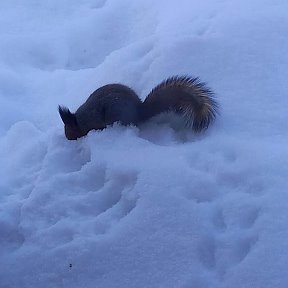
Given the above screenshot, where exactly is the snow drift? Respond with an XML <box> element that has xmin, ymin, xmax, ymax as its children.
<box><xmin>0</xmin><ymin>0</ymin><xmax>288</xmax><ymax>287</ymax></box>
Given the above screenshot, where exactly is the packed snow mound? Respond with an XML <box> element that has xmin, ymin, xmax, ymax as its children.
<box><xmin>1</xmin><ymin>0</ymin><xmax>288</xmax><ymax>287</ymax></box>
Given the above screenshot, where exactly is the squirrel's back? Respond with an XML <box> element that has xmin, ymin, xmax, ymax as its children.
<box><xmin>76</xmin><ymin>84</ymin><xmax>141</xmax><ymax>130</ymax></box>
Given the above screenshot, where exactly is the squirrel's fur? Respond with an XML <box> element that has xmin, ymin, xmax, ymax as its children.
<box><xmin>59</xmin><ymin>75</ymin><xmax>218</xmax><ymax>140</ymax></box>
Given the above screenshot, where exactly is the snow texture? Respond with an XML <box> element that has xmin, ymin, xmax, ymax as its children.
<box><xmin>0</xmin><ymin>0</ymin><xmax>288</xmax><ymax>287</ymax></box>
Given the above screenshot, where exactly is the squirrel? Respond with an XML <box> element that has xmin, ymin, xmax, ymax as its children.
<box><xmin>58</xmin><ymin>76</ymin><xmax>219</xmax><ymax>140</ymax></box>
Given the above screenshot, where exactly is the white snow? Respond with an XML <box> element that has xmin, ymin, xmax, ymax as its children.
<box><xmin>0</xmin><ymin>0</ymin><xmax>288</xmax><ymax>287</ymax></box>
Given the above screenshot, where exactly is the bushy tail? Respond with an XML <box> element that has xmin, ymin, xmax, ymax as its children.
<box><xmin>141</xmin><ymin>76</ymin><xmax>219</xmax><ymax>132</ymax></box>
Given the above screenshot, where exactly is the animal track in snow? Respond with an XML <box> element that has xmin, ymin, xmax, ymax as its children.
<box><xmin>91</xmin><ymin>171</ymin><xmax>139</xmax><ymax>235</ymax></box>
<box><xmin>197</xmin><ymin>234</ymin><xmax>217</xmax><ymax>270</ymax></box>
<box><xmin>217</xmin><ymin>169</ymin><xmax>266</xmax><ymax>198</ymax></box>
<box><xmin>183</xmin><ymin>173</ymin><xmax>218</xmax><ymax>203</ymax></box>
<box><xmin>19</xmin><ymin>156</ymin><xmax>139</xmax><ymax>249</ymax></box>
<box><xmin>212</xmin><ymin>199</ymin><xmax>260</xmax><ymax>231</ymax></box>
<box><xmin>186</xmin><ymin>146</ymin><xmax>262</xmax><ymax>282</ymax></box>
<box><xmin>214</xmin><ymin>232</ymin><xmax>259</xmax><ymax>279</ymax></box>
<box><xmin>197</xmin><ymin>197</ymin><xmax>261</xmax><ymax>280</ymax></box>
<box><xmin>212</xmin><ymin>208</ymin><xmax>227</xmax><ymax>232</ymax></box>
<box><xmin>0</xmin><ymin>220</ymin><xmax>25</xmax><ymax>254</ymax></box>
<box><xmin>236</xmin><ymin>205</ymin><xmax>260</xmax><ymax>229</ymax></box>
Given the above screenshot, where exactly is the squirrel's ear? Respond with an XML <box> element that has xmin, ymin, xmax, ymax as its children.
<box><xmin>58</xmin><ymin>105</ymin><xmax>77</xmax><ymax>126</ymax></box>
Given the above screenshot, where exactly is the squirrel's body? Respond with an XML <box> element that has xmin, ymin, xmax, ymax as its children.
<box><xmin>59</xmin><ymin>76</ymin><xmax>218</xmax><ymax>140</ymax></box>
<box><xmin>76</xmin><ymin>84</ymin><xmax>142</xmax><ymax>132</ymax></box>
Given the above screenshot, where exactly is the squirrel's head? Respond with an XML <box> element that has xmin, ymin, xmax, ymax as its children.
<box><xmin>58</xmin><ymin>106</ymin><xmax>84</xmax><ymax>140</ymax></box>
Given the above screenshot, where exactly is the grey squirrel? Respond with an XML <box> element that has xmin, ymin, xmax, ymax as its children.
<box><xmin>58</xmin><ymin>76</ymin><xmax>218</xmax><ymax>140</ymax></box>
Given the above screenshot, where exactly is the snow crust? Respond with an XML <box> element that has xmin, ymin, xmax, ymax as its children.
<box><xmin>0</xmin><ymin>0</ymin><xmax>288</xmax><ymax>287</ymax></box>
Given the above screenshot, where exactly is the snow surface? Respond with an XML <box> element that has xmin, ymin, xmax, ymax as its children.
<box><xmin>1</xmin><ymin>0</ymin><xmax>288</xmax><ymax>287</ymax></box>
